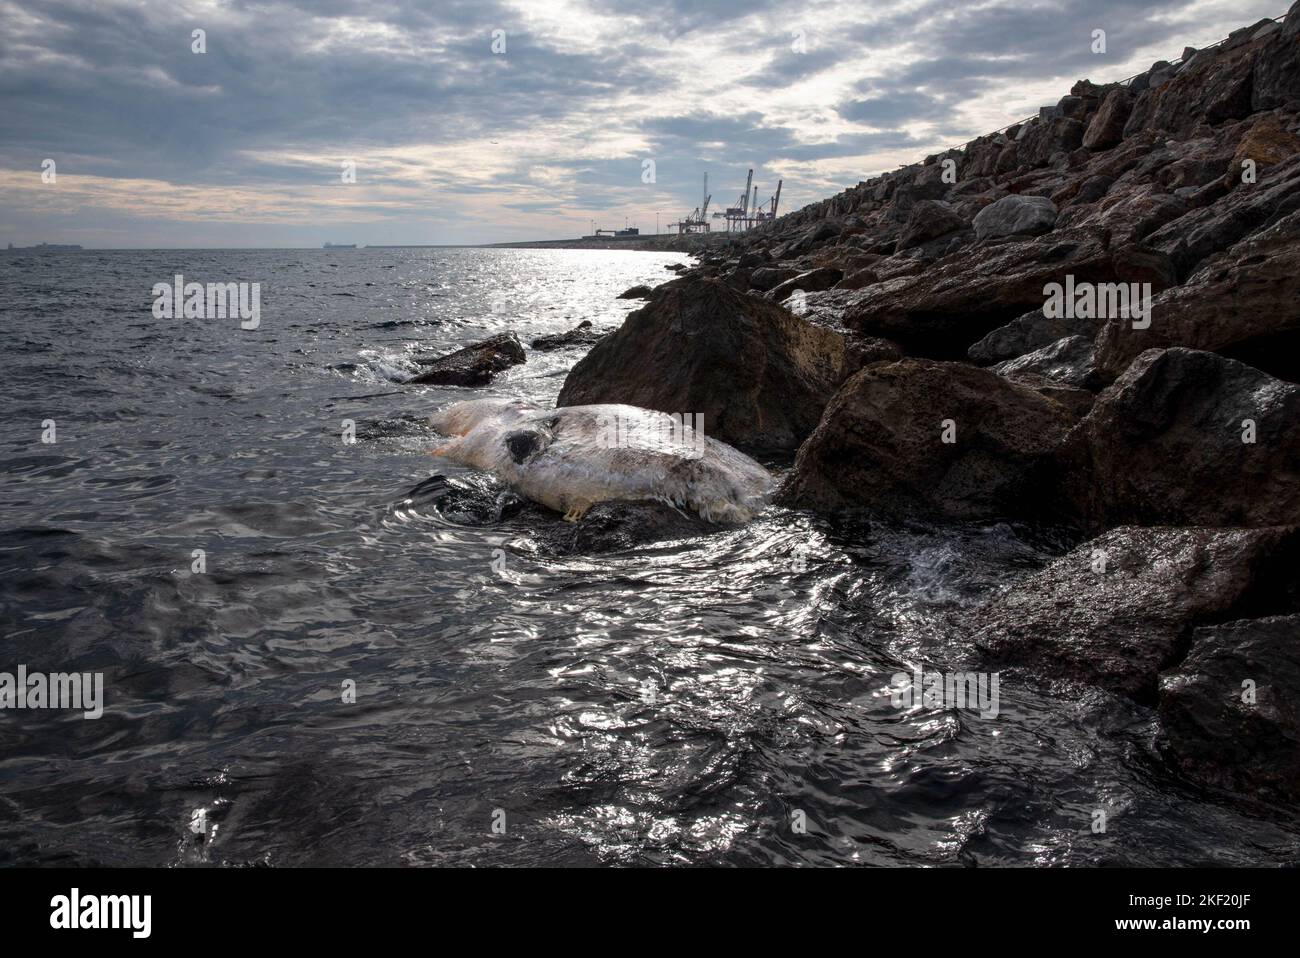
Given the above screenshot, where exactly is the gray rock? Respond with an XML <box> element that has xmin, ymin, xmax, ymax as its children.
<box><xmin>968</xmin><ymin>307</ymin><xmax>1101</xmax><ymax>364</ymax></box>
<box><xmin>993</xmin><ymin>334</ymin><xmax>1098</xmax><ymax>389</ymax></box>
<box><xmin>972</xmin><ymin>194</ymin><xmax>1058</xmax><ymax>240</ymax></box>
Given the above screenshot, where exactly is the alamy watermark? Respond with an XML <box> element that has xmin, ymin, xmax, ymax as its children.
<box><xmin>1043</xmin><ymin>275</ymin><xmax>1152</xmax><ymax>329</ymax></box>
<box><xmin>595</xmin><ymin>411</ymin><xmax>706</xmax><ymax>459</ymax></box>
<box><xmin>1</xmin><ymin>665</ymin><xmax>104</xmax><ymax>719</ymax></box>
<box><xmin>50</xmin><ymin>889</ymin><xmax>150</xmax><ymax>938</ymax></box>
<box><xmin>152</xmin><ymin>274</ymin><xmax>260</xmax><ymax>329</ymax></box>
<box><xmin>889</xmin><ymin>668</ymin><xmax>1000</xmax><ymax>719</ymax></box>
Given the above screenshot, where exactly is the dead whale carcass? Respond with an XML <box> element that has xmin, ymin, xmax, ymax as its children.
<box><xmin>429</xmin><ymin>398</ymin><xmax>773</xmax><ymax>522</ymax></box>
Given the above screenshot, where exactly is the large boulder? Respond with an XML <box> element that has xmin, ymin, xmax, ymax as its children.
<box><xmin>1082</xmin><ymin>88</ymin><xmax>1135</xmax><ymax>150</ymax></box>
<box><xmin>1158</xmin><ymin>614</ymin><xmax>1300</xmax><ymax>801</ymax></box>
<box><xmin>974</xmin><ymin>526</ymin><xmax>1300</xmax><ymax>697</ymax></box>
<box><xmin>972</xmin><ymin>194</ymin><xmax>1057</xmax><ymax>240</ymax></box>
<box><xmin>409</xmin><ymin>332</ymin><xmax>525</xmax><ymax>386</ymax></box>
<box><xmin>1232</xmin><ymin>113</ymin><xmax>1300</xmax><ymax>171</ymax></box>
<box><xmin>777</xmin><ymin>359</ymin><xmax>1076</xmax><ymax>519</ymax></box>
<box><xmin>1021</xmin><ymin>116</ymin><xmax>1087</xmax><ymax>166</ymax></box>
<box><xmin>556</xmin><ymin>277</ymin><xmax>849</xmax><ymax>454</ymax></box>
<box><xmin>838</xmin><ymin>229</ymin><xmax>1172</xmax><ymax>358</ymax></box>
<box><xmin>1096</xmin><ymin>210</ymin><xmax>1300</xmax><ymax>381</ymax></box>
<box><xmin>896</xmin><ymin>200</ymin><xmax>968</xmax><ymax>250</ymax></box>
<box><xmin>749</xmin><ymin>265</ymin><xmax>799</xmax><ymax>291</ymax></box>
<box><xmin>534</xmin><ymin>500</ymin><xmax>715</xmax><ymax>555</ymax></box>
<box><xmin>1064</xmin><ymin>348</ymin><xmax>1300</xmax><ymax>529</ymax></box>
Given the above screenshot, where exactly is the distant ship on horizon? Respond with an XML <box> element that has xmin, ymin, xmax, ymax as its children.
<box><xmin>323</xmin><ymin>242</ymin><xmax>356</xmax><ymax>249</ymax></box>
<box><xmin>7</xmin><ymin>242</ymin><xmax>84</xmax><ymax>251</ymax></box>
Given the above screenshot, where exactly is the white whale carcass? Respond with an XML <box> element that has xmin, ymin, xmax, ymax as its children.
<box><xmin>429</xmin><ymin>398</ymin><xmax>773</xmax><ymax>522</ymax></box>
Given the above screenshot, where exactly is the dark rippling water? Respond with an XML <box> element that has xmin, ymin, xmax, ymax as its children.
<box><xmin>1</xmin><ymin>247</ymin><xmax>1296</xmax><ymax>867</ymax></box>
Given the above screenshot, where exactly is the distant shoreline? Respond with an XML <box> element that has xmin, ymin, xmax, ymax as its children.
<box><xmin>1</xmin><ymin>237</ymin><xmax>727</xmax><ymax>252</ymax></box>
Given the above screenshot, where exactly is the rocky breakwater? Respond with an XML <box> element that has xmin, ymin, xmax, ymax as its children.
<box><xmin>553</xmin><ymin>7</ymin><xmax>1300</xmax><ymax>805</ymax></box>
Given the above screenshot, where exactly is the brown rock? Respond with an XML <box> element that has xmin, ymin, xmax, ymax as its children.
<box><xmin>1096</xmin><ymin>209</ymin><xmax>1300</xmax><ymax>381</ymax></box>
<box><xmin>777</xmin><ymin>358</ymin><xmax>1075</xmax><ymax>519</ymax></box>
<box><xmin>1064</xmin><ymin>348</ymin><xmax>1300</xmax><ymax>529</ymax></box>
<box><xmin>974</xmin><ymin>526</ymin><xmax>1300</xmax><ymax>697</ymax></box>
<box><xmin>1232</xmin><ymin>112</ymin><xmax>1300</xmax><ymax>170</ymax></box>
<box><xmin>556</xmin><ymin>277</ymin><xmax>849</xmax><ymax>453</ymax></box>
<box><xmin>409</xmin><ymin>332</ymin><xmax>525</xmax><ymax>386</ymax></box>
<box><xmin>838</xmin><ymin>229</ymin><xmax>1173</xmax><ymax>358</ymax></box>
<box><xmin>1082</xmin><ymin>88</ymin><xmax>1135</xmax><ymax>150</ymax></box>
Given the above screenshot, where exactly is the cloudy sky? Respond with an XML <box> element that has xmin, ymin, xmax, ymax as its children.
<box><xmin>0</xmin><ymin>0</ymin><xmax>1284</xmax><ymax>247</ymax></box>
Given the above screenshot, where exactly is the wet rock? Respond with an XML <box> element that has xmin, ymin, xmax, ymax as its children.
<box><xmin>993</xmin><ymin>334</ymin><xmax>1098</xmax><ymax>389</ymax></box>
<box><xmin>557</xmin><ymin>277</ymin><xmax>849</xmax><ymax>454</ymax></box>
<box><xmin>1064</xmin><ymin>348</ymin><xmax>1300</xmax><ymax>529</ymax></box>
<box><xmin>974</xmin><ymin>526</ymin><xmax>1300</xmax><ymax>697</ymax></box>
<box><xmin>972</xmin><ymin>194</ymin><xmax>1058</xmax><ymax>240</ymax></box>
<box><xmin>777</xmin><ymin>358</ymin><xmax>1075</xmax><ymax>520</ymax></box>
<box><xmin>533</xmin><ymin>500</ymin><xmax>715</xmax><ymax>555</ymax></box>
<box><xmin>409</xmin><ymin>332</ymin><xmax>525</xmax><ymax>386</ymax></box>
<box><xmin>618</xmin><ymin>284</ymin><xmax>655</xmax><ymax>299</ymax></box>
<box><xmin>530</xmin><ymin>321</ymin><xmax>609</xmax><ymax>352</ymax></box>
<box><xmin>1158</xmin><ymin>614</ymin><xmax>1300</xmax><ymax>801</ymax></box>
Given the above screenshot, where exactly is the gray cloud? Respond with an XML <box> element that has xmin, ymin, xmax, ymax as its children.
<box><xmin>0</xmin><ymin>0</ymin><xmax>1284</xmax><ymax>245</ymax></box>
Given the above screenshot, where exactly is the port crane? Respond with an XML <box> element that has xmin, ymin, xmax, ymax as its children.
<box><xmin>675</xmin><ymin>173</ymin><xmax>712</xmax><ymax>234</ymax></box>
<box><xmin>714</xmin><ymin>170</ymin><xmax>781</xmax><ymax>230</ymax></box>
